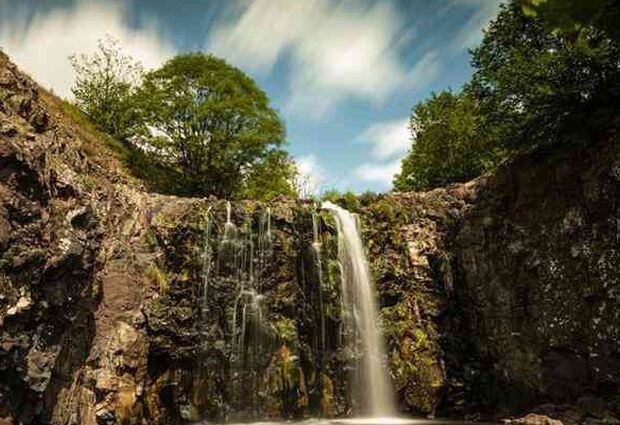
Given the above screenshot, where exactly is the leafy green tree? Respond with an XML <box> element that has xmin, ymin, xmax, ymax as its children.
<box><xmin>238</xmin><ymin>150</ymin><xmax>298</xmax><ymax>201</ymax></box>
<box><xmin>394</xmin><ymin>91</ymin><xmax>500</xmax><ymax>192</ymax></box>
<box><xmin>519</xmin><ymin>0</ymin><xmax>620</xmax><ymax>43</ymax></box>
<box><xmin>321</xmin><ymin>189</ymin><xmax>360</xmax><ymax>211</ymax></box>
<box><xmin>469</xmin><ymin>1</ymin><xmax>620</xmax><ymax>152</ymax></box>
<box><xmin>133</xmin><ymin>53</ymin><xmax>292</xmax><ymax>199</ymax></box>
<box><xmin>70</xmin><ymin>36</ymin><xmax>142</xmax><ymax>139</ymax></box>
<box><xmin>395</xmin><ymin>1</ymin><xmax>620</xmax><ymax>193</ymax></box>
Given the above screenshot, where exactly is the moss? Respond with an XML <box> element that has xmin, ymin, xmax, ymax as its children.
<box><xmin>79</xmin><ymin>175</ymin><xmax>97</xmax><ymax>192</ymax></box>
<box><xmin>141</xmin><ymin>230</ymin><xmax>159</xmax><ymax>251</ymax></box>
<box><xmin>275</xmin><ymin>318</ymin><xmax>298</xmax><ymax>346</ymax></box>
<box><xmin>145</xmin><ymin>263</ymin><xmax>170</xmax><ymax>293</ymax></box>
<box><xmin>0</xmin><ymin>256</ymin><xmax>12</xmax><ymax>272</ymax></box>
<box><xmin>320</xmin><ymin>373</ymin><xmax>335</xmax><ymax>416</ymax></box>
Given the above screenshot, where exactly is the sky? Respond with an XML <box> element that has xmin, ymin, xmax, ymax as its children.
<box><xmin>0</xmin><ymin>0</ymin><xmax>503</xmax><ymax>194</ymax></box>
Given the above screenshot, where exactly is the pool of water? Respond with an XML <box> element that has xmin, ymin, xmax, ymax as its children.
<box><xmin>207</xmin><ymin>418</ymin><xmax>483</xmax><ymax>425</ymax></box>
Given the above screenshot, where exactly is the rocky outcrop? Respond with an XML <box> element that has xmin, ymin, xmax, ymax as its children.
<box><xmin>0</xmin><ymin>50</ymin><xmax>619</xmax><ymax>425</ymax></box>
<box><xmin>449</xmin><ymin>140</ymin><xmax>620</xmax><ymax>419</ymax></box>
<box><xmin>0</xmin><ymin>50</ymin><xmax>155</xmax><ymax>425</ymax></box>
<box><xmin>503</xmin><ymin>413</ymin><xmax>564</xmax><ymax>425</ymax></box>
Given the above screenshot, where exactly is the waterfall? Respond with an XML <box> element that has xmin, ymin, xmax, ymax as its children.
<box><xmin>322</xmin><ymin>201</ymin><xmax>396</xmax><ymax>418</ymax></box>
<box><xmin>200</xmin><ymin>207</ymin><xmax>213</xmax><ymax>322</ymax></box>
<box><xmin>311</xmin><ymin>212</ymin><xmax>326</xmax><ymax>352</ymax></box>
<box><xmin>224</xmin><ymin>200</ymin><xmax>236</xmax><ymax>241</ymax></box>
<box><xmin>215</xmin><ymin>202</ymin><xmax>275</xmax><ymax>413</ymax></box>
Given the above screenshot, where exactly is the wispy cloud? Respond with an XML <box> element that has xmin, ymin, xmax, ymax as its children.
<box><xmin>353</xmin><ymin>160</ymin><xmax>401</xmax><ymax>184</ymax></box>
<box><xmin>0</xmin><ymin>2</ymin><xmax>175</xmax><ymax>98</ymax></box>
<box><xmin>406</xmin><ymin>51</ymin><xmax>442</xmax><ymax>91</ymax></box>
<box><xmin>353</xmin><ymin>117</ymin><xmax>410</xmax><ymax>186</ymax></box>
<box><xmin>208</xmin><ymin>0</ymin><xmax>426</xmax><ymax>118</ymax></box>
<box><xmin>357</xmin><ymin>118</ymin><xmax>411</xmax><ymax>161</ymax></box>
<box><xmin>451</xmin><ymin>0</ymin><xmax>504</xmax><ymax>51</ymax></box>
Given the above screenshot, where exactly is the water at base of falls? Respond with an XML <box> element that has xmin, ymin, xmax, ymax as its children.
<box><xmin>198</xmin><ymin>418</ymin><xmax>476</xmax><ymax>425</ymax></box>
<box><xmin>322</xmin><ymin>201</ymin><xmax>396</xmax><ymax>418</ymax></box>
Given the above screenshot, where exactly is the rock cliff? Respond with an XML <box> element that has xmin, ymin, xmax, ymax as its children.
<box><xmin>0</xmin><ymin>52</ymin><xmax>618</xmax><ymax>425</ymax></box>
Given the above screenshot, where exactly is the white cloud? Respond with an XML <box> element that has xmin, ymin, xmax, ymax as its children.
<box><xmin>357</xmin><ymin>118</ymin><xmax>410</xmax><ymax>161</ymax></box>
<box><xmin>208</xmin><ymin>0</ymin><xmax>428</xmax><ymax>118</ymax></box>
<box><xmin>406</xmin><ymin>51</ymin><xmax>442</xmax><ymax>92</ymax></box>
<box><xmin>451</xmin><ymin>0</ymin><xmax>504</xmax><ymax>50</ymax></box>
<box><xmin>0</xmin><ymin>2</ymin><xmax>175</xmax><ymax>98</ymax></box>
<box><xmin>353</xmin><ymin>160</ymin><xmax>401</xmax><ymax>185</ymax></box>
<box><xmin>295</xmin><ymin>154</ymin><xmax>326</xmax><ymax>197</ymax></box>
<box><xmin>352</xmin><ymin>117</ymin><xmax>410</xmax><ymax>188</ymax></box>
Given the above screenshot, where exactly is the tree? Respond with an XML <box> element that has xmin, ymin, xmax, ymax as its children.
<box><xmin>519</xmin><ymin>0</ymin><xmax>620</xmax><ymax>44</ymax></box>
<box><xmin>394</xmin><ymin>0</ymin><xmax>620</xmax><ymax>192</ymax></box>
<box><xmin>70</xmin><ymin>36</ymin><xmax>142</xmax><ymax>139</ymax></box>
<box><xmin>394</xmin><ymin>1</ymin><xmax>620</xmax><ymax>192</ymax></box>
<box><xmin>469</xmin><ymin>1</ymin><xmax>620</xmax><ymax>152</ymax></box>
<box><xmin>238</xmin><ymin>150</ymin><xmax>298</xmax><ymax>201</ymax></box>
<box><xmin>393</xmin><ymin>91</ymin><xmax>500</xmax><ymax>192</ymax></box>
<box><xmin>133</xmin><ymin>53</ymin><xmax>292</xmax><ymax>199</ymax></box>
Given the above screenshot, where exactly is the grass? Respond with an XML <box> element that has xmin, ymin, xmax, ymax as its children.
<box><xmin>36</xmin><ymin>83</ymin><xmax>136</xmax><ymax>181</ymax></box>
<box><xmin>58</xmin><ymin>101</ymin><xmax>133</xmax><ymax>163</ymax></box>
<box><xmin>44</xmin><ymin>92</ymin><xmax>180</xmax><ymax>194</ymax></box>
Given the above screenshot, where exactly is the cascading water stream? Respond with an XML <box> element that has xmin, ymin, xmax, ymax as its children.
<box><xmin>224</xmin><ymin>200</ymin><xmax>236</xmax><ymax>241</ymax></box>
<box><xmin>214</xmin><ymin>202</ymin><xmax>275</xmax><ymax>413</ymax></box>
<box><xmin>200</xmin><ymin>207</ymin><xmax>213</xmax><ymax>323</ymax></box>
<box><xmin>322</xmin><ymin>201</ymin><xmax>396</xmax><ymax>418</ymax></box>
<box><xmin>311</xmin><ymin>212</ymin><xmax>327</xmax><ymax>352</ymax></box>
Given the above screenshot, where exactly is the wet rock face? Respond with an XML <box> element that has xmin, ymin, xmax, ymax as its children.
<box><xmin>359</xmin><ymin>191</ymin><xmax>468</xmax><ymax>415</ymax></box>
<box><xmin>0</xmin><ymin>51</ymin><xmax>151</xmax><ymax>425</ymax></box>
<box><xmin>139</xmin><ymin>200</ymin><xmax>354</xmax><ymax>423</ymax></box>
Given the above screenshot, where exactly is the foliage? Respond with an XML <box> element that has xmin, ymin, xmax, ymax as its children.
<box><xmin>394</xmin><ymin>91</ymin><xmax>501</xmax><ymax>191</ymax></box>
<box><xmin>358</xmin><ymin>190</ymin><xmax>378</xmax><ymax>206</ymax></box>
<box><xmin>145</xmin><ymin>264</ymin><xmax>170</xmax><ymax>293</ymax></box>
<box><xmin>132</xmin><ymin>53</ymin><xmax>292</xmax><ymax>199</ymax></box>
<box><xmin>395</xmin><ymin>1</ymin><xmax>620</xmax><ymax>192</ymax></box>
<box><xmin>70</xmin><ymin>44</ymin><xmax>297</xmax><ymax>200</ymax></box>
<box><xmin>469</xmin><ymin>1</ymin><xmax>620</xmax><ymax>152</ymax></box>
<box><xmin>321</xmin><ymin>189</ymin><xmax>359</xmax><ymax>211</ymax></box>
<box><xmin>60</xmin><ymin>100</ymin><xmax>183</xmax><ymax>193</ymax></box>
<box><xmin>519</xmin><ymin>0</ymin><xmax>620</xmax><ymax>43</ymax></box>
<box><xmin>238</xmin><ymin>150</ymin><xmax>298</xmax><ymax>201</ymax></box>
<box><xmin>70</xmin><ymin>36</ymin><xmax>142</xmax><ymax>140</ymax></box>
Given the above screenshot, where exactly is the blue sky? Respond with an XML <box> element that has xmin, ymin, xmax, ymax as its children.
<box><xmin>0</xmin><ymin>0</ymin><xmax>503</xmax><ymax>194</ymax></box>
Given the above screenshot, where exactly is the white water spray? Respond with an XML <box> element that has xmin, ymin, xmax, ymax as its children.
<box><xmin>223</xmin><ymin>200</ymin><xmax>237</xmax><ymax>241</ymax></box>
<box><xmin>200</xmin><ymin>207</ymin><xmax>213</xmax><ymax>320</ymax></box>
<box><xmin>311</xmin><ymin>212</ymin><xmax>327</xmax><ymax>352</ymax></box>
<box><xmin>322</xmin><ymin>201</ymin><xmax>396</xmax><ymax>418</ymax></box>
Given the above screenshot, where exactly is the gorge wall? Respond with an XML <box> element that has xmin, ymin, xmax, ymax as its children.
<box><xmin>0</xmin><ymin>52</ymin><xmax>619</xmax><ymax>425</ymax></box>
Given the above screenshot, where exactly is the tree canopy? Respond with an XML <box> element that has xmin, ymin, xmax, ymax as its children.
<box><xmin>70</xmin><ymin>37</ymin><xmax>142</xmax><ymax>140</ymax></box>
<box><xmin>519</xmin><ymin>0</ymin><xmax>620</xmax><ymax>43</ymax></box>
<box><xmin>394</xmin><ymin>91</ymin><xmax>501</xmax><ymax>192</ymax></box>
<box><xmin>469</xmin><ymin>1</ymin><xmax>620</xmax><ymax>151</ymax></box>
<box><xmin>394</xmin><ymin>0</ymin><xmax>620</xmax><ymax>192</ymax></box>
<box><xmin>133</xmin><ymin>53</ymin><xmax>289</xmax><ymax>199</ymax></box>
<box><xmin>71</xmin><ymin>48</ymin><xmax>297</xmax><ymax>200</ymax></box>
